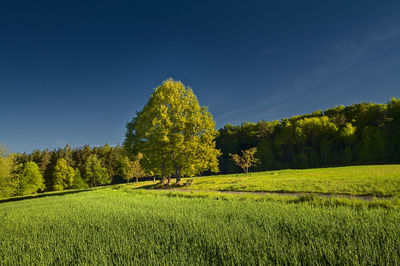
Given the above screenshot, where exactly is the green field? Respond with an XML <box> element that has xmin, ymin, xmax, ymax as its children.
<box><xmin>129</xmin><ymin>165</ymin><xmax>400</xmax><ymax>197</ymax></box>
<box><xmin>0</xmin><ymin>187</ymin><xmax>399</xmax><ymax>265</ymax></box>
<box><xmin>1</xmin><ymin>165</ymin><xmax>400</xmax><ymax>264</ymax></box>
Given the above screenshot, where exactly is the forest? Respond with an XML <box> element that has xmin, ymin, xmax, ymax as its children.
<box><xmin>1</xmin><ymin>98</ymin><xmax>399</xmax><ymax>198</ymax></box>
<box><xmin>217</xmin><ymin>98</ymin><xmax>400</xmax><ymax>173</ymax></box>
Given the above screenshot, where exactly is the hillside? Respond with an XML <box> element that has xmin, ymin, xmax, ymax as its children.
<box><xmin>127</xmin><ymin>164</ymin><xmax>400</xmax><ymax>197</ymax></box>
<box><xmin>1</xmin><ymin>187</ymin><xmax>399</xmax><ymax>265</ymax></box>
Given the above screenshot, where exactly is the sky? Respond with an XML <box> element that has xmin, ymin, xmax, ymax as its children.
<box><xmin>1</xmin><ymin>0</ymin><xmax>400</xmax><ymax>153</ymax></box>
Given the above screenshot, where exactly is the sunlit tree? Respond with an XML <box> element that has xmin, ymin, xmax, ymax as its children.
<box><xmin>52</xmin><ymin>158</ymin><xmax>75</xmax><ymax>191</ymax></box>
<box><xmin>118</xmin><ymin>154</ymin><xmax>146</xmax><ymax>183</ymax></box>
<box><xmin>124</xmin><ymin>78</ymin><xmax>220</xmax><ymax>184</ymax></box>
<box><xmin>230</xmin><ymin>147</ymin><xmax>260</xmax><ymax>175</ymax></box>
<box><xmin>18</xmin><ymin>161</ymin><xmax>45</xmax><ymax>195</ymax></box>
<box><xmin>0</xmin><ymin>143</ymin><xmax>17</xmax><ymax>197</ymax></box>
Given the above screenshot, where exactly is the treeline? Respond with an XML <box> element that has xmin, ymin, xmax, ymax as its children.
<box><xmin>1</xmin><ymin>98</ymin><xmax>400</xmax><ymax>198</ymax></box>
<box><xmin>217</xmin><ymin>98</ymin><xmax>400</xmax><ymax>173</ymax></box>
<box><xmin>0</xmin><ymin>144</ymin><xmax>128</xmax><ymax>198</ymax></box>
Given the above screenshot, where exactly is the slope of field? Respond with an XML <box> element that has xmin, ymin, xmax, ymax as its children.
<box><xmin>129</xmin><ymin>165</ymin><xmax>400</xmax><ymax>196</ymax></box>
<box><xmin>0</xmin><ymin>188</ymin><xmax>399</xmax><ymax>265</ymax></box>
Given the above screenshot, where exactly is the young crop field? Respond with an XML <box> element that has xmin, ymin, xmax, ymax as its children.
<box><xmin>129</xmin><ymin>164</ymin><xmax>400</xmax><ymax>196</ymax></box>
<box><xmin>0</xmin><ymin>187</ymin><xmax>399</xmax><ymax>265</ymax></box>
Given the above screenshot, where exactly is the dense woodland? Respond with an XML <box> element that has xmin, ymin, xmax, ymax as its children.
<box><xmin>0</xmin><ymin>144</ymin><xmax>127</xmax><ymax>197</ymax></box>
<box><xmin>1</xmin><ymin>98</ymin><xmax>399</xmax><ymax>198</ymax></box>
<box><xmin>217</xmin><ymin>98</ymin><xmax>400</xmax><ymax>173</ymax></box>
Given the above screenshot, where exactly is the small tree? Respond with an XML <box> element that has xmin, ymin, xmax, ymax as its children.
<box><xmin>131</xmin><ymin>153</ymin><xmax>146</xmax><ymax>183</ymax></box>
<box><xmin>118</xmin><ymin>154</ymin><xmax>145</xmax><ymax>183</ymax></box>
<box><xmin>230</xmin><ymin>147</ymin><xmax>260</xmax><ymax>175</ymax></box>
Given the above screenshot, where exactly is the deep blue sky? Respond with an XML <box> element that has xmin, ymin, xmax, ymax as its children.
<box><xmin>1</xmin><ymin>1</ymin><xmax>400</xmax><ymax>153</ymax></box>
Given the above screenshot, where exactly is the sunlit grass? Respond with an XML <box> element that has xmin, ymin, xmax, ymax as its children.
<box><xmin>0</xmin><ymin>188</ymin><xmax>399</xmax><ymax>265</ymax></box>
<box><xmin>127</xmin><ymin>165</ymin><xmax>400</xmax><ymax>196</ymax></box>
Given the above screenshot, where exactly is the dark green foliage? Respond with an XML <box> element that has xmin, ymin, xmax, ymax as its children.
<box><xmin>9</xmin><ymin>144</ymin><xmax>123</xmax><ymax>193</ymax></box>
<box><xmin>216</xmin><ymin>98</ymin><xmax>400</xmax><ymax>173</ymax></box>
<box><xmin>70</xmin><ymin>169</ymin><xmax>89</xmax><ymax>189</ymax></box>
<box><xmin>386</xmin><ymin>98</ymin><xmax>400</xmax><ymax>161</ymax></box>
<box><xmin>2</xmin><ymin>98</ymin><xmax>400</xmax><ymax>194</ymax></box>
<box><xmin>359</xmin><ymin>126</ymin><xmax>386</xmax><ymax>163</ymax></box>
<box><xmin>83</xmin><ymin>154</ymin><xmax>110</xmax><ymax>187</ymax></box>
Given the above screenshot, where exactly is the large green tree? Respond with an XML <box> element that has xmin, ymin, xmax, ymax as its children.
<box><xmin>124</xmin><ymin>78</ymin><xmax>220</xmax><ymax>184</ymax></box>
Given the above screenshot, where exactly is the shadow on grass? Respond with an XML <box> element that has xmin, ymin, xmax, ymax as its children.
<box><xmin>136</xmin><ymin>184</ymin><xmax>160</xmax><ymax>189</ymax></box>
<box><xmin>117</xmin><ymin>182</ymin><xmax>192</xmax><ymax>191</ymax></box>
<box><xmin>0</xmin><ymin>189</ymin><xmax>93</xmax><ymax>204</ymax></box>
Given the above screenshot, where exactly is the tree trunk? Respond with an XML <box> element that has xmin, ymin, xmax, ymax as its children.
<box><xmin>174</xmin><ymin>164</ymin><xmax>181</xmax><ymax>184</ymax></box>
<box><xmin>136</xmin><ymin>177</ymin><xmax>138</xmax><ymax>183</ymax></box>
<box><xmin>160</xmin><ymin>161</ymin><xmax>165</xmax><ymax>186</ymax></box>
<box><xmin>161</xmin><ymin>161</ymin><xmax>164</xmax><ymax>179</ymax></box>
<box><xmin>289</xmin><ymin>144</ymin><xmax>295</xmax><ymax>166</ymax></box>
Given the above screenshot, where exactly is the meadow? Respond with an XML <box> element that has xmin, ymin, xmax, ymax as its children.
<box><xmin>1</xmin><ymin>187</ymin><xmax>400</xmax><ymax>265</ymax></box>
<box><xmin>127</xmin><ymin>164</ymin><xmax>400</xmax><ymax>197</ymax></box>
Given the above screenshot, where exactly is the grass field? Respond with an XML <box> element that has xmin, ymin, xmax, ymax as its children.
<box><xmin>1</xmin><ymin>165</ymin><xmax>400</xmax><ymax>264</ymax></box>
<box><xmin>128</xmin><ymin>165</ymin><xmax>400</xmax><ymax>197</ymax></box>
<box><xmin>0</xmin><ymin>187</ymin><xmax>400</xmax><ymax>265</ymax></box>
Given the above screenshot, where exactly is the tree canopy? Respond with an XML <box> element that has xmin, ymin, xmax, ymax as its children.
<box><xmin>230</xmin><ymin>147</ymin><xmax>260</xmax><ymax>175</ymax></box>
<box><xmin>117</xmin><ymin>154</ymin><xmax>145</xmax><ymax>183</ymax></box>
<box><xmin>217</xmin><ymin>98</ymin><xmax>400</xmax><ymax>173</ymax></box>
<box><xmin>53</xmin><ymin>158</ymin><xmax>75</xmax><ymax>191</ymax></box>
<box><xmin>124</xmin><ymin>78</ymin><xmax>220</xmax><ymax>183</ymax></box>
<box><xmin>84</xmin><ymin>154</ymin><xmax>110</xmax><ymax>187</ymax></box>
<box><xmin>18</xmin><ymin>161</ymin><xmax>45</xmax><ymax>195</ymax></box>
<box><xmin>2</xmin><ymin>97</ymin><xmax>400</xmax><ymax>197</ymax></box>
<box><xmin>0</xmin><ymin>143</ymin><xmax>17</xmax><ymax>197</ymax></box>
